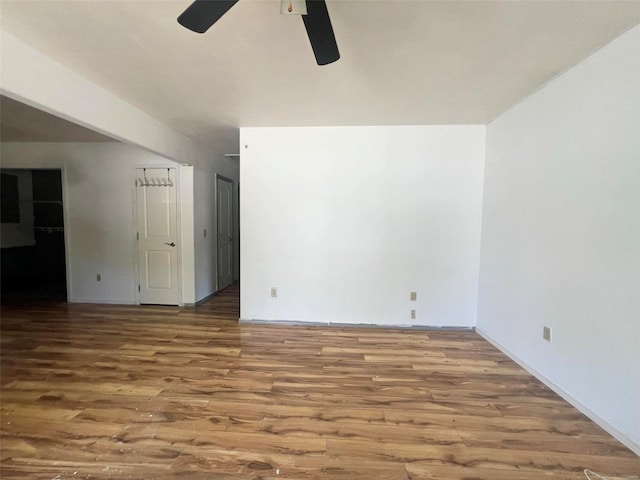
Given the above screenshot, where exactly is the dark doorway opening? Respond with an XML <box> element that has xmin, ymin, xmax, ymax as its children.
<box><xmin>1</xmin><ymin>169</ymin><xmax>67</xmax><ymax>303</ymax></box>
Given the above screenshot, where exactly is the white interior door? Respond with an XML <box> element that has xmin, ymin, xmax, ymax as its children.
<box><xmin>217</xmin><ymin>176</ymin><xmax>233</xmax><ymax>291</ymax></box>
<box><xmin>136</xmin><ymin>168</ymin><xmax>179</xmax><ymax>305</ymax></box>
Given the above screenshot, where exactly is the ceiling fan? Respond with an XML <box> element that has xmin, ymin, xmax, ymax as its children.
<box><xmin>177</xmin><ymin>0</ymin><xmax>340</xmax><ymax>65</ymax></box>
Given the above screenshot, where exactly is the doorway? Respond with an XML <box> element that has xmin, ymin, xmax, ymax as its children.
<box><xmin>216</xmin><ymin>175</ymin><xmax>234</xmax><ymax>292</ymax></box>
<box><xmin>1</xmin><ymin>169</ymin><xmax>67</xmax><ymax>303</ymax></box>
<box><xmin>135</xmin><ymin>167</ymin><xmax>180</xmax><ymax>305</ymax></box>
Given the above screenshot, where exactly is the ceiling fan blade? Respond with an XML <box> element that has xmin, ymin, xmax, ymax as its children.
<box><xmin>178</xmin><ymin>0</ymin><xmax>239</xmax><ymax>34</ymax></box>
<box><xmin>302</xmin><ymin>0</ymin><xmax>340</xmax><ymax>65</ymax></box>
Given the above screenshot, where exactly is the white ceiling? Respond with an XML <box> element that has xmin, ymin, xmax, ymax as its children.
<box><xmin>1</xmin><ymin>1</ymin><xmax>639</xmax><ymax>155</ymax></box>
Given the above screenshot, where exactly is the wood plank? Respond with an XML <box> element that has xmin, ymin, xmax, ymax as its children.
<box><xmin>1</xmin><ymin>284</ymin><xmax>637</xmax><ymax>479</ymax></box>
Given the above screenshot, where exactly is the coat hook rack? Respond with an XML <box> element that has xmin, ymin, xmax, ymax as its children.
<box><xmin>137</xmin><ymin>168</ymin><xmax>173</xmax><ymax>187</ymax></box>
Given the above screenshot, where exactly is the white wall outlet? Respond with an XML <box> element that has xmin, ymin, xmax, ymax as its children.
<box><xmin>271</xmin><ymin>287</ymin><xmax>278</xmax><ymax>298</ymax></box>
<box><xmin>410</xmin><ymin>291</ymin><xmax>417</xmax><ymax>301</ymax></box>
<box><xmin>543</xmin><ymin>326</ymin><xmax>552</xmax><ymax>342</ymax></box>
<box><xmin>96</xmin><ymin>274</ymin><xmax>101</xmax><ymax>282</ymax></box>
<box><xmin>410</xmin><ymin>309</ymin><xmax>416</xmax><ymax>320</ymax></box>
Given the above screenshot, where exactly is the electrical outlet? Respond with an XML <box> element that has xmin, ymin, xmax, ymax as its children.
<box><xmin>543</xmin><ymin>326</ymin><xmax>552</xmax><ymax>342</ymax></box>
<box><xmin>270</xmin><ymin>287</ymin><xmax>278</xmax><ymax>298</ymax></box>
<box><xmin>204</xmin><ymin>229</ymin><xmax>207</xmax><ymax>237</ymax></box>
<box><xmin>410</xmin><ymin>291</ymin><xmax>417</xmax><ymax>301</ymax></box>
<box><xmin>96</xmin><ymin>274</ymin><xmax>101</xmax><ymax>282</ymax></box>
<box><xmin>410</xmin><ymin>309</ymin><xmax>416</xmax><ymax>320</ymax></box>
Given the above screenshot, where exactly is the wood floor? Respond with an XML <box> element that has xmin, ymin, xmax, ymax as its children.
<box><xmin>1</xmin><ymin>284</ymin><xmax>638</xmax><ymax>479</ymax></box>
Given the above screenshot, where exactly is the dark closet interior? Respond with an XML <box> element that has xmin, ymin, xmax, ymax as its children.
<box><xmin>1</xmin><ymin>169</ymin><xmax>67</xmax><ymax>303</ymax></box>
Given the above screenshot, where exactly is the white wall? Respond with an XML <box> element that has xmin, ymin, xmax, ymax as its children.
<box><xmin>0</xmin><ymin>31</ymin><xmax>240</xmax><ymax>304</ymax></box>
<box><xmin>240</xmin><ymin>126</ymin><xmax>485</xmax><ymax>326</ymax></box>
<box><xmin>1</xmin><ymin>169</ymin><xmax>35</xmax><ymax>248</ymax></box>
<box><xmin>477</xmin><ymin>25</ymin><xmax>640</xmax><ymax>453</ymax></box>
<box><xmin>1</xmin><ymin>142</ymin><xmax>177</xmax><ymax>304</ymax></box>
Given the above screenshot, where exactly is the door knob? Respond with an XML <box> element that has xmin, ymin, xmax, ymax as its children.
<box><xmin>165</xmin><ymin>242</ymin><xmax>176</xmax><ymax>247</ymax></box>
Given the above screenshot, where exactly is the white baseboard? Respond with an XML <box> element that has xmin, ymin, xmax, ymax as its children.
<box><xmin>68</xmin><ymin>298</ymin><xmax>137</xmax><ymax>305</ymax></box>
<box><xmin>476</xmin><ymin>327</ymin><xmax>640</xmax><ymax>456</ymax></box>
<box><xmin>239</xmin><ymin>318</ymin><xmax>474</xmax><ymax>330</ymax></box>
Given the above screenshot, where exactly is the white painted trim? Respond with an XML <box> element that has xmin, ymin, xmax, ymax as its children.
<box><xmin>214</xmin><ymin>174</ymin><xmax>220</xmax><ymax>294</ymax></box>
<box><xmin>476</xmin><ymin>327</ymin><xmax>640</xmax><ymax>456</ymax></box>
<box><xmin>239</xmin><ymin>318</ymin><xmax>475</xmax><ymax>330</ymax></box>
<box><xmin>59</xmin><ymin>166</ymin><xmax>72</xmax><ymax>303</ymax></box>
<box><xmin>179</xmin><ymin>165</ymin><xmax>195</xmax><ymax>304</ymax></box>
<box><xmin>132</xmin><ymin>170</ymin><xmax>141</xmax><ymax>305</ymax></box>
<box><xmin>175</xmin><ymin>166</ymin><xmax>184</xmax><ymax>307</ymax></box>
<box><xmin>68</xmin><ymin>298</ymin><xmax>137</xmax><ymax>305</ymax></box>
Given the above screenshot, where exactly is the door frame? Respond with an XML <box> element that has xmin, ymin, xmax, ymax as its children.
<box><xmin>215</xmin><ymin>174</ymin><xmax>234</xmax><ymax>293</ymax></box>
<box><xmin>132</xmin><ymin>165</ymin><xmax>183</xmax><ymax>306</ymax></box>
